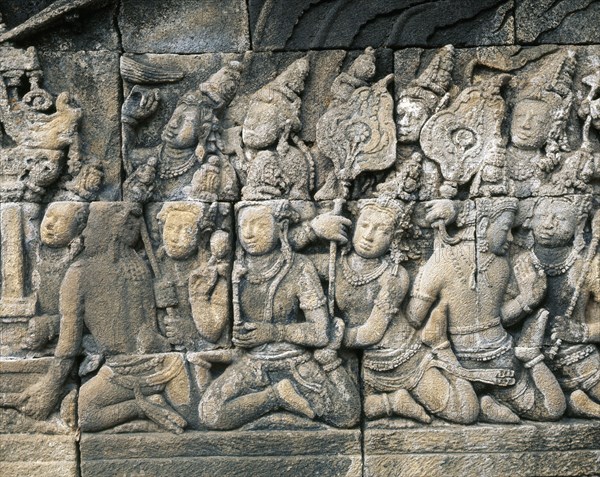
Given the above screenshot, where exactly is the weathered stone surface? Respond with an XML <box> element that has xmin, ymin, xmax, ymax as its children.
<box><xmin>80</xmin><ymin>430</ymin><xmax>362</xmax><ymax>476</ymax></box>
<box><xmin>364</xmin><ymin>420</ymin><xmax>600</xmax><ymax>477</ymax></box>
<box><xmin>0</xmin><ymin>434</ymin><xmax>78</xmax><ymax>477</ymax></box>
<box><xmin>516</xmin><ymin>0</ymin><xmax>600</xmax><ymax>45</ymax></box>
<box><xmin>249</xmin><ymin>0</ymin><xmax>514</xmax><ymax>51</ymax></box>
<box><xmin>0</xmin><ymin>0</ymin><xmax>118</xmax><ymax>51</ymax></box>
<box><xmin>38</xmin><ymin>50</ymin><xmax>121</xmax><ymax>201</ymax></box>
<box><xmin>3</xmin><ymin>3</ymin><xmax>600</xmax><ymax>477</ymax></box>
<box><xmin>119</xmin><ymin>0</ymin><xmax>250</xmax><ymax>54</ymax></box>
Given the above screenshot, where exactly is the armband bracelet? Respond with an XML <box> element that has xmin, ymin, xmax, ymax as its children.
<box><xmin>524</xmin><ymin>354</ymin><xmax>545</xmax><ymax>369</ymax></box>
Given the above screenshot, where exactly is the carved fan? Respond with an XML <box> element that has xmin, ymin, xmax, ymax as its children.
<box><xmin>420</xmin><ymin>79</ymin><xmax>507</xmax><ymax>188</ymax></box>
<box><xmin>316</xmin><ymin>79</ymin><xmax>396</xmax><ymax>185</ymax></box>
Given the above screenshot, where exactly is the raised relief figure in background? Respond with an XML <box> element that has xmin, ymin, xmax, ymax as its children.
<box><xmin>16</xmin><ymin>203</ymin><xmax>192</xmax><ymax>434</ymax></box>
<box><xmin>377</xmin><ymin>45</ymin><xmax>454</xmax><ymax>201</ymax></box>
<box><xmin>408</xmin><ymin>198</ymin><xmax>567</xmax><ymax>423</ymax></box>
<box><xmin>238</xmin><ymin>58</ymin><xmax>314</xmax><ymax>201</ymax></box>
<box><xmin>122</xmin><ymin>62</ymin><xmax>242</xmax><ymax>201</ymax></box>
<box><xmin>198</xmin><ymin>200</ymin><xmax>360</xmax><ymax>430</ymax></box>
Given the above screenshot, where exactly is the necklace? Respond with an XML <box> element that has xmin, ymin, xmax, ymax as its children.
<box><xmin>158</xmin><ymin>146</ymin><xmax>198</xmax><ymax>179</ymax></box>
<box><xmin>246</xmin><ymin>255</ymin><xmax>285</xmax><ymax>284</ymax></box>
<box><xmin>530</xmin><ymin>249</ymin><xmax>579</xmax><ymax>276</ymax></box>
<box><xmin>341</xmin><ymin>255</ymin><xmax>388</xmax><ymax>287</ymax></box>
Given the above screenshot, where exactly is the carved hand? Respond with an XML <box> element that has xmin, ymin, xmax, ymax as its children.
<box><xmin>514</xmin><ymin>257</ymin><xmax>546</xmax><ymax>307</ymax></box>
<box><xmin>164</xmin><ymin>312</ymin><xmax>197</xmax><ymax>347</ymax></box>
<box><xmin>424</xmin><ymin>199</ymin><xmax>458</xmax><ymax>226</ymax></box>
<box><xmin>232</xmin><ymin>322</ymin><xmax>276</xmax><ymax>348</ymax></box>
<box><xmin>310</xmin><ymin>212</ymin><xmax>352</xmax><ymax>244</ymax></box>
<box><xmin>122</xmin><ymin>85</ymin><xmax>160</xmax><ymax>123</ymax></box>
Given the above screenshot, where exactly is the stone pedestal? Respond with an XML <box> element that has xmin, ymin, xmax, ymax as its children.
<box><xmin>364</xmin><ymin>419</ymin><xmax>600</xmax><ymax>477</ymax></box>
<box><xmin>0</xmin><ymin>434</ymin><xmax>78</xmax><ymax>477</ymax></box>
<box><xmin>80</xmin><ymin>430</ymin><xmax>362</xmax><ymax>477</ymax></box>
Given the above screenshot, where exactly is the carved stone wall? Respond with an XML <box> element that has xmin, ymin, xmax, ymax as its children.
<box><xmin>1</xmin><ymin>2</ymin><xmax>600</xmax><ymax>477</ymax></box>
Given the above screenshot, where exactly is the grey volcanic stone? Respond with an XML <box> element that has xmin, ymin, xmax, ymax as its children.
<box><xmin>516</xmin><ymin>0</ymin><xmax>600</xmax><ymax>44</ymax></box>
<box><xmin>248</xmin><ymin>0</ymin><xmax>514</xmax><ymax>51</ymax></box>
<box><xmin>39</xmin><ymin>50</ymin><xmax>121</xmax><ymax>200</ymax></box>
<box><xmin>0</xmin><ymin>0</ymin><xmax>119</xmax><ymax>51</ymax></box>
<box><xmin>119</xmin><ymin>0</ymin><xmax>250</xmax><ymax>54</ymax></box>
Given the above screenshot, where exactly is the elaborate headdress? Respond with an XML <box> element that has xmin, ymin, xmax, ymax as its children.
<box><xmin>357</xmin><ymin>197</ymin><xmax>414</xmax><ymax>273</ymax></box>
<box><xmin>478</xmin><ymin>197</ymin><xmax>519</xmax><ymax>222</ymax></box>
<box><xmin>515</xmin><ymin>50</ymin><xmax>577</xmax><ymax>161</ymax></box>
<box><xmin>200</xmin><ymin>60</ymin><xmax>243</xmax><ymax>110</ymax></box>
<box><xmin>399</xmin><ymin>44</ymin><xmax>454</xmax><ymax>113</ymax></box>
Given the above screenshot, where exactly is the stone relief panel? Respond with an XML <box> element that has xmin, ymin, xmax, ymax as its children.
<box><xmin>1</xmin><ymin>3</ymin><xmax>600</xmax><ymax>474</ymax></box>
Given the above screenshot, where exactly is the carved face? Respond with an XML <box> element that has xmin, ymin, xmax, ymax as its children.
<box><xmin>510</xmin><ymin>100</ymin><xmax>552</xmax><ymax>150</ymax></box>
<box><xmin>238</xmin><ymin>206</ymin><xmax>279</xmax><ymax>256</ymax></box>
<box><xmin>242</xmin><ymin>104</ymin><xmax>283</xmax><ymax>150</ymax></box>
<box><xmin>162</xmin><ymin>210</ymin><xmax>199</xmax><ymax>259</ymax></box>
<box><xmin>41</xmin><ymin>204</ymin><xmax>81</xmax><ymax>247</ymax></box>
<box><xmin>396</xmin><ymin>97</ymin><xmax>429</xmax><ymax>143</ymax></box>
<box><xmin>485</xmin><ymin>211</ymin><xmax>514</xmax><ymax>256</ymax></box>
<box><xmin>353</xmin><ymin>208</ymin><xmax>395</xmax><ymax>259</ymax></box>
<box><xmin>162</xmin><ymin>102</ymin><xmax>212</xmax><ymax>150</ymax></box>
<box><xmin>531</xmin><ymin>199</ymin><xmax>578</xmax><ymax>248</ymax></box>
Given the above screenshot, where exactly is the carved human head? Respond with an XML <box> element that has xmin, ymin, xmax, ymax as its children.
<box><xmin>236</xmin><ymin>200</ymin><xmax>298</xmax><ymax>256</ymax></box>
<box><xmin>162</xmin><ymin>91</ymin><xmax>215</xmax><ymax>151</ymax></box>
<box><xmin>23</xmin><ymin>148</ymin><xmax>64</xmax><ymax>187</ymax></box>
<box><xmin>354</xmin><ymin>197</ymin><xmax>411</xmax><ymax>260</ymax></box>
<box><xmin>477</xmin><ymin>198</ymin><xmax>518</xmax><ymax>256</ymax></box>
<box><xmin>242</xmin><ymin>59</ymin><xmax>308</xmax><ymax>150</ymax></box>
<box><xmin>41</xmin><ymin>201</ymin><xmax>89</xmax><ymax>248</ymax></box>
<box><xmin>83</xmin><ymin>203</ymin><xmax>143</xmax><ymax>254</ymax></box>
<box><xmin>157</xmin><ymin>202</ymin><xmax>204</xmax><ymax>259</ymax></box>
<box><xmin>510</xmin><ymin>51</ymin><xmax>576</xmax><ymax>151</ymax></box>
<box><xmin>210</xmin><ymin>229</ymin><xmax>231</xmax><ymax>260</ymax></box>
<box><xmin>396</xmin><ymin>45</ymin><xmax>454</xmax><ymax>144</ymax></box>
<box><xmin>531</xmin><ymin>196</ymin><xmax>591</xmax><ymax>249</ymax></box>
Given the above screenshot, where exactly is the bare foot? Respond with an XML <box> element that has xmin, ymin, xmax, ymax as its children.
<box><xmin>480</xmin><ymin>395</ymin><xmax>520</xmax><ymax>424</ymax></box>
<box><xmin>274</xmin><ymin>379</ymin><xmax>315</xmax><ymax>419</ymax></box>
<box><xmin>389</xmin><ymin>389</ymin><xmax>432</xmax><ymax>424</ymax></box>
<box><xmin>568</xmin><ymin>390</ymin><xmax>600</xmax><ymax>418</ymax></box>
<box><xmin>138</xmin><ymin>394</ymin><xmax>187</xmax><ymax>434</ymax></box>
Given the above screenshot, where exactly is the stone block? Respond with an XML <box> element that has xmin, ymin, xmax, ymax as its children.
<box><xmin>248</xmin><ymin>0</ymin><xmax>514</xmax><ymax>51</ymax></box>
<box><xmin>37</xmin><ymin>50</ymin><xmax>121</xmax><ymax>201</ymax></box>
<box><xmin>80</xmin><ymin>430</ymin><xmax>362</xmax><ymax>477</ymax></box>
<box><xmin>119</xmin><ymin>0</ymin><xmax>250</xmax><ymax>54</ymax></box>
<box><xmin>0</xmin><ymin>433</ymin><xmax>79</xmax><ymax>477</ymax></box>
<box><xmin>364</xmin><ymin>420</ymin><xmax>600</xmax><ymax>477</ymax></box>
<box><xmin>1</xmin><ymin>0</ymin><xmax>119</xmax><ymax>52</ymax></box>
<box><xmin>516</xmin><ymin>0</ymin><xmax>600</xmax><ymax>44</ymax></box>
